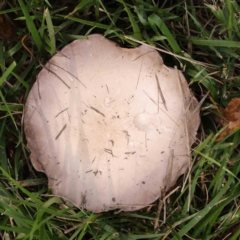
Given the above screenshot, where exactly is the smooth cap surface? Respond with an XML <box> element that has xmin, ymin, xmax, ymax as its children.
<box><xmin>24</xmin><ymin>34</ymin><xmax>200</xmax><ymax>212</ymax></box>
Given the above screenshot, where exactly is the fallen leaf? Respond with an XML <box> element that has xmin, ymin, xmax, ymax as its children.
<box><xmin>216</xmin><ymin>98</ymin><xmax>240</xmax><ymax>141</ymax></box>
<box><xmin>223</xmin><ymin>98</ymin><xmax>240</xmax><ymax>121</ymax></box>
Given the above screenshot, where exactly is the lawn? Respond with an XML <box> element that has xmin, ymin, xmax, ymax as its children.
<box><xmin>0</xmin><ymin>0</ymin><xmax>240</xmax><ymax>239</ymax></box>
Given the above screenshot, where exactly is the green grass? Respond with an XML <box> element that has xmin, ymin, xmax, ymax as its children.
<box><xmin>1</xmin><ymin>0</ymin><xmax>240</xmax><ymax>239</ymax></box>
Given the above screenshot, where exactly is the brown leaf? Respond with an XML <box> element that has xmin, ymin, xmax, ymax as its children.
<box><xmin>223</xmin><ymin>98</ymin><xmax>240</xmax><ymax>121</ymax></box>
<box><xmin>216</xmin><ymin>98</ymin><xmax>240</xmax><ymax>141</ymax></box>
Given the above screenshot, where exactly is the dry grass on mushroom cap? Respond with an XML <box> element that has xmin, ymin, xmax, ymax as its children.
<box><xmin>1</xmin><ymin>1</ymin><xmax>240</xmax><ymax>239</ymax></box>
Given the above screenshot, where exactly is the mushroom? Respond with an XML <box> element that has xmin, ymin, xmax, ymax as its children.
<box><xmin>24</xmin><ymin>34</ymin><xmax>200</xmax><ymax>213</ymax></box>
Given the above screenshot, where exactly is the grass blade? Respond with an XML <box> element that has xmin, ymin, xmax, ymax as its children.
<box><xmin>44</xmin><ymin>8</ymin><xmax>56</xmax><ymax>55</ymax></box>
<box><xmin>18</xmin><ymin>0</ymin><xmax>42</xmax><ymax>51</ymax></box>
<box><xmin>148</xmin><ymin>13</ymin><xmax>182</xmax><ymax>54</ymax></box>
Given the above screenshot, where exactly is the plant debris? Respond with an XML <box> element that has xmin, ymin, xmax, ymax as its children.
<box><xmin>215</xmin><ymin>98</ymin><xmax>240</xmax><ymax>141</ymax></box>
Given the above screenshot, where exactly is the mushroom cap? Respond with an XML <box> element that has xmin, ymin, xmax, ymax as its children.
<box><xmin>24</xmin><ymin>34</ymin><xmax>200</xmax><ymax>212</ymax></box>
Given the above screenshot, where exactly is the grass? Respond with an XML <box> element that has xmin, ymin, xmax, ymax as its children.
<box><xmin>0</xmin><ymin>0</ymin><xmax>240</xmax><ymax>239</ymax></box>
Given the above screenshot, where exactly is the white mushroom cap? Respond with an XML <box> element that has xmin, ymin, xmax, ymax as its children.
<box><xmin>24</xmin><ymin>34</ymin><xmax>200</xmax><ymax>212</ymax></box>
